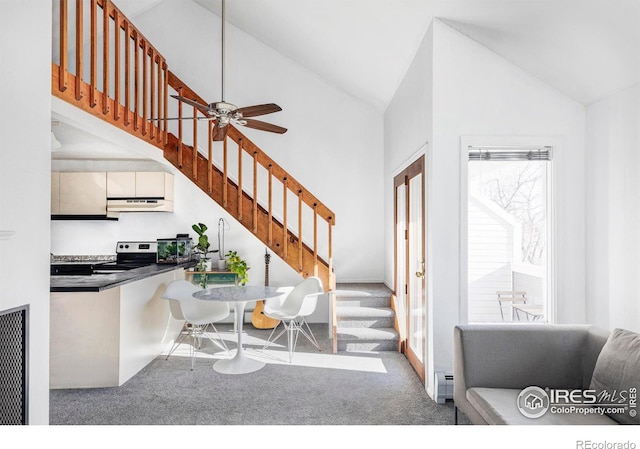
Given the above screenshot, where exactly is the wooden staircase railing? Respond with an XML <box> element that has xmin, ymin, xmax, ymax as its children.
<box><xmin>52</xmin><ymin>0</ymin><xmax>336</xmax><ymax>291</ymax></box>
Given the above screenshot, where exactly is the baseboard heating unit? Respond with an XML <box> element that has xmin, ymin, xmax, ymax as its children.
<box><xmin>435</xmin><ymin>371</ymin><xmax>454</xmax><ymax>404</ymax></box>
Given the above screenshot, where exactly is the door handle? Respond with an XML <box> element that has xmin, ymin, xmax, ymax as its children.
<box><xmin>415</xmin><ymin>260</ymin><xmax>425</xmax><ymax>278</ymax></box>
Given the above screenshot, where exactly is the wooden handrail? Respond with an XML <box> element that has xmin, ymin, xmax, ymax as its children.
<box><xmin>53</xmin><ymin>0</ymin><xmax>335</xmax><ymax>291</ymax></box>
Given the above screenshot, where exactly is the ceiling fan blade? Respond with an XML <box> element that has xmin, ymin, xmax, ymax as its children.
<box><xmin>212</xmin><ymin>122</ymin><xmax>228</xmax><ymax>141</ymax></box>
<box><xmin>235</xmin><ymin>103</ymin><xmax>282</xmax><ymax>118</ymax></box>
<box><xmin>242</xmin><ymin>119</ymin><xmax>287</xmax><ymax>134</ymax></box>
<box><xmin>149</xmin><ymin>117</ymin><xmax>216</xmax><ymax>121</ymax></box>
<box><xmin>171</xmin><ymin>95</ymin><xmax>213</xmax><ymax>116</ymax></box>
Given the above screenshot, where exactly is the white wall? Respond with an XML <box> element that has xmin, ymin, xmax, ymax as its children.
<box><xmin>585</xmin><ymin>83</ymin><xmax>640</xmax><ymax>333</ymax></box>
<box><xmin>383</xmin><ymin>24</ymin><xmax>434</xmax><ymax>286</ymax></box>
<box><xmin>126</xmin><ymin>0</ymin><xmax>385</xmax><ymax>283</ymax></box>
<box><xmin>384</xmin><ymin>19</ymin><xmax>586</xmax><ymax>396</ymax></box>
<box><xmin>0</xmin><ymin>0</ymin><xmax>51</xmax><ymax>424</ymax></box>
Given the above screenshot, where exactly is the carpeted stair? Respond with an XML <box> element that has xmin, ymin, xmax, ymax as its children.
<box><xmin>335</xmin><ymin>283</ymin><xmax>398</xmax><ymax>352</ymax></box>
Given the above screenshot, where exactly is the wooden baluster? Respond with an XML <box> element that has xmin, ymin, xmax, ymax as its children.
<box><xmin>102</xmin><ymin>1</ymin><xmax>110</xmax><ymax>115</ymax></box>
<box><xmin>207</xmin><ymin>121</ymin><xmax>213</xmax><ymax>193</ymax></box>
<box><xmin>75</xmin><ymin>0</ymin><xmax>84</xmax><ymax>100</ymax></box>
<box><xmin>113</xmin><ymin>9</ymin><xmax>120</xmax><ymax>121</ymax></box>
<box><xmin>59</xmin><ymin>0</ymin><xmax>68</xmax><ymax>92</ymax></box>
<box><xmin>133</xmin><ymin>31</ymin><xmax>139</xmax><ymax>130</ymax></box>
<box><xmin>157</xmin><ymin>56</ymin><xmax>163</xmax><ymax>143</ymax></box>
<box><xmin>282</xmin><ymin>178</ymin><xmax>288</xmax><ymax>259</ymax></box>
<box><xmin>298</xmin><ymin>190</ymin><xmax>303</xmax><ymax>272</ymax></box>
<box><xmin>237</xmin><ymin>138</ymin><xmax>243</xmax><ymax>219</ymax></box>
<box><xmin>268</xmin><ymin>165</ymin><xmax>273</xmax><ymax>246</ymax></box>
<box><xmin>123</xmin><ymin>20</ymin><xmax>130</xmax><ymax>126</ymax></box>
<box><xmin>313</xmin><ymin>203</ymin><xmax>318</xmax><ymax>276</ymax></box>
<box><xmin>142</xmin><ymin>40</ymin><xmax>147</xmax><ymax>135</ymax></box>
<box><xmin>149</xmin><ymin>49</ymin><xmax>156</xmax><ymax>140</ymax></box>
<box><xmin>192</xmin><ymin>106</ymin><xmax>197</xmax><ymax>179</ymax></box>
<box><xmin>163</xmin><ymin>62</ymin><xmax>168</xmax><ymax>145</ymax></box>
<box><xmin>90</xmin><ymin>0</ymin><xmax>97</xmax><ymax>108</ymax></box>
<box><xmin>223</xmin><ymin>137</ymin><xmax>228</xmax><ymax>207</ymax></box>
<box><xmin>177</xmin><ymin>87</ymin><xmax>183</xmax><ymax>168</ymax></box>
<box><xmin>253</xmin><ymin>152</ymin><xmax>258</xmax><ymax>233</ymax></box>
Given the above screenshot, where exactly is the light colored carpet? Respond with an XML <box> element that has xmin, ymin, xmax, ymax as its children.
<box><xmin>49</xmin><ymin>323</ymin><xmax>462</xmax><ymax>425</ymax></box>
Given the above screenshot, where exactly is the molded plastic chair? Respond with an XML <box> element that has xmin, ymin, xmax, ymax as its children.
<box><xmin>262</xmin><ymin>277</ymin><xmax>324</xmax><ymax>361</ymax></box>
<box><xmin>162</xmin><ymin>280</ymin><xmax>230</xmax><ymax>370</ymax></box>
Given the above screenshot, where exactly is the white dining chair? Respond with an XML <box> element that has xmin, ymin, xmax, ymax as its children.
<box><xmin>162</xmin><ymin>280</ymin><xmax>230</xmax><ymax>370</ymax></box>
<box><xmin>261</xmin><ymin>277</ymin><xmax>324</xmax><ymax>362</ymax></box>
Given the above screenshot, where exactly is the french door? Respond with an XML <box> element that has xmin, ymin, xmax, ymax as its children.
<box><xmin>394</xmin><ymin>155</ymin><xmax>426</xmax><ymax>383</ymax></box>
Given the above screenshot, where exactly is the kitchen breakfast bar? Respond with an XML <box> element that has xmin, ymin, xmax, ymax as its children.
<box><xmin>50</xmin><ymin>262</ymin><xmax>193</xmax><ymax>389</ymax></box>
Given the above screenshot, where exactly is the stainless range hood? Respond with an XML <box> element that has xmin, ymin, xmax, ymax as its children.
<box><xmin>107</xmin><ymin>198</ymin><xmax>174</xmax><ymax>212</ymax></box>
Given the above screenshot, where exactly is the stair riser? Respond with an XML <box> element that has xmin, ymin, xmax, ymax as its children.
<box><xmin>338</xmin><ymin>341</ymin><xmax>398</xmax><ymax>352</ymax></box>
<box><xmin>337</xmin><ymin>318</ymin><xmax>395</xmax><ymax>328</ymax></box>
<box><xmin>336</xmin><ymin>297</ymin><xmax>391</xmax><ymax>308</ymax></box>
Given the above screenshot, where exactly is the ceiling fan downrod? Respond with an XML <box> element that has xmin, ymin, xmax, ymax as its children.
<box><xmin>221</xmin><ymin>0</ymin><xmax>225</xmax><ymax>102</ymax></box>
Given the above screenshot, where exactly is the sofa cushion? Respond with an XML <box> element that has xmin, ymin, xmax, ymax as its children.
<box><xmin>467</xmin><ymin>388</ymin><xmax>618</xmax><ymax>425</ymax></box>
<box><xmin>589</xmin><ymin>328</ymin><xmax>640</xmax><ymax>425</ymax></box>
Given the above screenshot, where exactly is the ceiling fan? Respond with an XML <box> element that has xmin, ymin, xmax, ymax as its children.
<box><xmin>165</xmin><ymin>0</ymin><xmax>287</xmax><ymax>141</ymax></box>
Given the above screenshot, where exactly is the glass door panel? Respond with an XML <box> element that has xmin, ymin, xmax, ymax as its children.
<box><xmin>408</xmin><ymin>174</ymin><xmax>424</xmax><ymax>362</ymax></box>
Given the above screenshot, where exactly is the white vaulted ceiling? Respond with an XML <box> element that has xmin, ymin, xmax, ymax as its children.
<box><xmin>189</xmin><ymin>0</ymin><xmax>640</xmax><ymax>110</ymax></box>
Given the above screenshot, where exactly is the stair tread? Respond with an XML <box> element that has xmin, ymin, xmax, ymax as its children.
<box><xmin>336</xmin><ymin>327</ymin><xmax>398</xmax><ymax>341</ymax></box>
<box><xmin>336</xmin><ymin>306</ymin><xmax>394</xmax><ymax>318</ymax></box>
<box><xmin>334</xmin><ymin>283</ymin><xmax>393</xmax><ymax>297</ymax></box>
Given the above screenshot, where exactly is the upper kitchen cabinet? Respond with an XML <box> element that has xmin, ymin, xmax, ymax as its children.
<box><xmin>107</xmin><ymin>172</ymin><xmax>174</xmax><ymax>201</ymax></box>
<box><xmin>58</xmin><ymin>172</ymin><xmax>109</xmax><ymax>216</ymax></box>
<box><xmin>52</xmin><ymin>171</ymin><xmax>174</xmax><ymax>219</ymax></box>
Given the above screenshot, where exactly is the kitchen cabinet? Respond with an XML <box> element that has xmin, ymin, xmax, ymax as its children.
<box><xmin>105</xmin><ymin>172</ymin><xmax>135</xmax><ymax>198</ymax></box>
<box><xmin>50</xmin><ymin>268</ymin><xmax>186</xmax><ymax>388</ymax></box>
<box><xmin>107</xmin><ymin>172</ymin><xmax>174</xmax><ymax>200</ymax></box>
<box><xmin>58</xmin><ymin>172</ymin><xmax>108</xmax><ymax>215</ymax></box>
<box><xmin>52</xmin><ymin>171</ymin><xmax>174</xmax><ymax>218</ymax></box>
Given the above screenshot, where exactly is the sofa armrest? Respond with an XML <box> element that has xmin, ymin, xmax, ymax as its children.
<box><xmin>454</xmin><ymin>324</ymin><xmax>598</xmax><ymax>393</ymax></box>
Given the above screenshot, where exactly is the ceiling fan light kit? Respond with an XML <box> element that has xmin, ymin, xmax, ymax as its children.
<box><xmin>164</xmin><ymin>0</ymin><xmax>287</xmax><ymax>142</ymax></box>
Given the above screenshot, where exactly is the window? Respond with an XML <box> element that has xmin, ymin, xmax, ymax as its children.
<box><xmin>466</xmin><ymin>146</ymin><xmax>553</xmax><ymax>323</ymax></box>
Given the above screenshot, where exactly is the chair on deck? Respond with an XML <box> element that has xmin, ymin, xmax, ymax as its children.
<box><xmin>496</xmin><ymin>291</ymin><xmax>527</xmax><ymax>321</ymax></box>
<box><xmin>162</xmin><ymin>280</ymin><xmax>230</xmax><ymax>370</ymax></box>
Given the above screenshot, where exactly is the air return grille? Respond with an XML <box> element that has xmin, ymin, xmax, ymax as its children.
<box><xmin>0</xmin><ymin>306</ymin><xmax>28</xmax><ymax>425</ymax></box>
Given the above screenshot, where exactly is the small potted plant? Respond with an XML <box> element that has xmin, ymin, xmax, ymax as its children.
<box><xmin>225</xmin><ymin>250</ymin><xmax>249</xmax><ymax>286</ymax></box>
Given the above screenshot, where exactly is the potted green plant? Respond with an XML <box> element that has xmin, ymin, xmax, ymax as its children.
<box><xmin>225</xmin><ymin>250</ymin><xmax>249</xmax><ymax>286</ymax></box>
<box><xmin>192</xmin><ymin>223</ymin><xmax>218</xmax><ymax>270</ymax></box>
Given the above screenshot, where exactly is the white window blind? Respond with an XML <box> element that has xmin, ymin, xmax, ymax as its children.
<box><xmin>468</xmin><ymin>146</ymin><xmax>552</xmax><ymax>161</ymax></box>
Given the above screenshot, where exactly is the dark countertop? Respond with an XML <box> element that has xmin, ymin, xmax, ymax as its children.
<box><xmin>50</xmin><ymin>261</ymin><xmax>196</xmax><ymax>293</ymax></box>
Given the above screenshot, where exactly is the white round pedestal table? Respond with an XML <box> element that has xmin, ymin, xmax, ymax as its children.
<box><xmin>193</xmin><ymin>285</ymin><xmax>282</xmax><ymax>374</ymax></box>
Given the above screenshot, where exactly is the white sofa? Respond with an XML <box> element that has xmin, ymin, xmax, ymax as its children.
<box><xmin>453</xmin><ymin>324</ymin><xmax>640</xmax><ymax>425</ymax></box>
